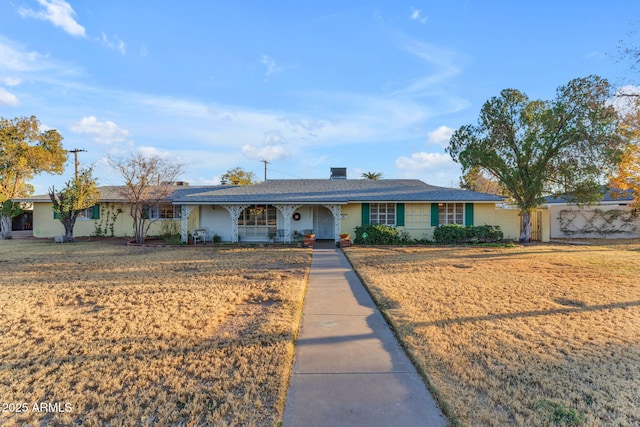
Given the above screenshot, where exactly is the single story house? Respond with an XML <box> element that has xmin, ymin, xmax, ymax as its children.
<box><xmin>15</xmin><ymin>174</ymin><xmax>528</xmax><ymax>242</ymax></box>
<box><xmin>171</xmin><ymin>178</ymin><xmax>512</xmax><ymax>243</ymax></box>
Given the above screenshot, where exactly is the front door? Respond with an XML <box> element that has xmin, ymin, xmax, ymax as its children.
<box><xmin>315</xmin><ymin>206</ymin><xmax>334</xmax><ymax>239</ymax></box>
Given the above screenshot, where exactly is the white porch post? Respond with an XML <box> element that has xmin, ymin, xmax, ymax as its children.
<box><xmin>274</xmin><ymin>204</ymin><xmax>301</xmax><ymax>243</ymax></box>
<box><xmin>222</xmin><ymin>204</ymin><xmax>249</xmax><ymax>243</ymax></box>
<box><xmin>180</xmin><ymin>205</ymin><xmax>196</xmax><ymax>243</ymax></box>
<box><xmin>323</xmin><ymin>204</ymin><xmax>342</xmax><ymax>242</ymax></box>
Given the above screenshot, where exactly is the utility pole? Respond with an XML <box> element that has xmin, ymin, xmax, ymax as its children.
<box><xmin>261</xmin><ymin>160</ymin><xmax>269</xmax><ymax>181</ymax></box>
<box><xmin>69</xmin><ymin>149</ymin><xmax>87</xmax><ymax>180</ymax></box>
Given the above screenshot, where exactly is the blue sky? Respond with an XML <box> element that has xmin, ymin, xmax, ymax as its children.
<box><xmin>1</xmin><ymin>1</ymin><xmax>638</xmax><ymax>194</ymax></box>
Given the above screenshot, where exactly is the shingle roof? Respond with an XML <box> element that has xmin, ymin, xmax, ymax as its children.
<box><xmin>544</xmin><ymin>187</ymin><xmax>635</xmax><ymax>204</ymax></box>
<box><xmin>12</xmin><ymin>185</ymin><xmax>188</xmax><ymax>203</ymax></box>
<box><xmin>172</xmin><ymin>179</ymin><xmax>505</xmax><ymax>204</ymax></box>
<box><xmin>14</xmin><ymin>180</ymin><xmax>505</xmax><ymax>204</ymax></box>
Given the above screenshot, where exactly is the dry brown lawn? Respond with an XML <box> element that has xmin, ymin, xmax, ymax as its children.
<box><xmin>0</xmin><ymin>239</ymin><xmax>311</xmax><ymax>427</ymax></box>
<box><xmin>345</xmin><ymin>241</ymin><xmax>640</xmax><ymax>427</ymax></box>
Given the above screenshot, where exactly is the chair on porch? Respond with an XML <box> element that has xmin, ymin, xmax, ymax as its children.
<box><xmin>275</xmin><ymin>229</ymin><xmax>285</xmax><ymax>242</ymax></box>
<box><xmin>193</xmin><ymin>229</ymin><xmax>208</xmax><ymax>244</ymax></box>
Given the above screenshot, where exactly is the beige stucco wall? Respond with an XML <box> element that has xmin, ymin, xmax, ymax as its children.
<box><xmin>31</xmin><ymin>200</ymin><xmax>534</xmax><ymax>242</ymax></box>
<box><xmin>403</xmin><ymin>203</ymin><xmax>435</xmax><ymax>241</ymax></box>
<box><xmin>477</xmin><ymin>206</ymin><xmax>551</xmax><ymax>242</ymax></box>
<box><xmin>548</xmin><ymin>204</ymin><xmax>640</xmax><ymax>239</ymax></box>
<box><xmin>339</xmin><ymin>203</ymin><xmax>361</xmax><ymax>236</ymax></box>
<box><xmin>540</xmin><ymin>207</ymin><xmax>551</xmax><ymax>242</ymax></box>
<box><xmin>31</xmin><ymin>202</ymin><xmax>184</xmax><ymax>239</ymax></box>
<box><xmin>341</xmin><ymin>202</ymin><xmax>524</xmax><ymax>242</ymax></box>
<box><xmin>476</xmin><ymin>205</ymin><xmax>522</xmax><ymax>242</ymax></box>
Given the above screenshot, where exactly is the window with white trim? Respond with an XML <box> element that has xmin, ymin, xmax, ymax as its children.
<box><xmin>145</xmin><ymin>204</ymin><xmax>182</xmax><ymax>219</ymax></box>
<box><xmin>438</xmin><ymin>203</ymin><xmax>464</xmax><ymax>225</ymax></box>
<box><xmin>238</xmin><ymin>205</ymin><xmax>277</xmax><ymax>239</ymax></box>
<box><xmin>77</xmin><ymin>206</ymin><xmax>95</xmax><ymax>220</ymax></box>
<box><xmin>370</xmin><ymin>203</ymin><xmax>396</xmax><ymax>225</ymax></box>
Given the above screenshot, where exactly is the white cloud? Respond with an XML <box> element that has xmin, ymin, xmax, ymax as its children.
<box><xmin>395</xmin><ymin>152</ymin><xmax>456</xmax><ymax>171</ymax></box>
<box><xmin>278</xmin><ymin>117</ymin><xmax>327</xmax><ymax>136</ymax></box>
<box><xmin>395</xmin><ymin>152</ymin><xmax>461</xmax><ymax>187</ymax></box>
<box><xmin>98</xmin><ymin>33</ymin><xmax>127</xmax><ymax>55</ymax></box>
<box><xmin>0</xmin><ymin>87</ymin><xmax>19</xmax><ymax>106</ymax></box>
<box><xmin>262</xmin><ymin>131</ymin><xmax>287</xmax><ymax>146</ymax></box>
<box><xmin>19</xmin><ymin>0</ymin><xmax>86</xmax><ymax>38</ymax></box>
<box><xmin>70</xmin><ymin>116</ymin><xmax>131</xmax><ymax>145</ymax></box>
<box><xmin>427</xmin><ymin>125</ymin><xmax>454</xmax><ymax>147</ymax></box>
<box><xmin>242</xmin><ymin>130</ymin><xmax>291</xmax><ymax>161</ymax></box>
<box><xmin>394</xmin><ymin>38</ymin><xmax>465</xmax><ymax>98</ymax></box>
<box><xmin>0</xmin><ymin>39</ymin><xmax>46</xmax><ymax>72</ymax></box>
<box><xmin>0</xmin><ymin>38</ymin><xmax>83</xmax><ymax>81</ymax></box>
<box><xmin>137</xmin><ymin>146</ymin><xmax>169</xmax><ymax>158</ymax></box>
<box><xmin>242</xmin><ymin>144</ymin><xmax>290</xmax><ymax>161</ymax></box>
<box><xmin>410</xmin><ymin>8</ymin><xmax>428</xmax><ymax>24</ymax></box>
<box><xmin>262</xmin><ymin>55</ymin><xmax>283</xmax><ymax>78</ymax></box>
<box><xmin>2</xmin><ymin>76</ymin><xmax>21</xmax><ymax>86</ymax></box>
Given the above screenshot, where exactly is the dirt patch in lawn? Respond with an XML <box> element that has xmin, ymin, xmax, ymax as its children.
<box><xmin>345</xmin><ymin>243</ymin><xmax>640</xmax><ymax>427</ymax></box>
<box><xmin>0</xmin><ymin>240</ymin><xmax>311</xmax><ymax>426</ymax></box>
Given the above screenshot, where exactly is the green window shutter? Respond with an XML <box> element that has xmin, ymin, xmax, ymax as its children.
<box><xmin>465</xmin><ymin>203</ymin><xmax>474</xmax><ymax>226</ymax></box>
<box><xmin>430</xmin><ymin>203</ymin><xmax>439</xmax><ymax>226</ymax></box>
<box><xmin>361</xmin><ymin>203</ymin><xmax>370</xmax><ymax>225</ymax></box>
<box><xmin>92</xmin><ymin>204</ymin><xmax>100</xmax><ymax>219</ymax></box>
<box><xmin>53</xmin><ymin>210</ymin><xmax>59</xmax><ymax>219</ymax></box>
<box><xmin>396</xmin><ymin>203</ymin><xmax>405</xmax><ymax>226</ymax></box>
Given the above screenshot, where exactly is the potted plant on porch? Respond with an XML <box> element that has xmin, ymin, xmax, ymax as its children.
<box><xmin>339</xmin><ymin>233</ymin><xmax>351</xmax><ymax>248</ymax></box>
<box><xmin>303</xmin><ymin>230</ymin><xmax>315</xmax><ymax>248</ymax></box>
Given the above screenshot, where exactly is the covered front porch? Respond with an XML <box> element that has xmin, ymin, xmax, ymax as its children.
<box><xmin>180</xmin><ymin>203</ymin><xmax>343</xmax><ymax>244</ymax></box>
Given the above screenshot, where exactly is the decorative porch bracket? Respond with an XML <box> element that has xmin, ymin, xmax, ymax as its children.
<box><xmin>180</xmin><ymin>205</ymin><xmax>196</xmax><ymax>243</ymax></box>
<box><xmin>322</xmin><ymin>204</ymin><xmax>342</xmax><ymax>242</ymax></box>
<box><xmin>274</xmin><ymin>204</ymin><xmax>301</xmax><ymax>243</ymax></box>
<box><xmin>222</xmin><ymin>204</ymin><xmax>250</xmax><ymax>243</ymax></box>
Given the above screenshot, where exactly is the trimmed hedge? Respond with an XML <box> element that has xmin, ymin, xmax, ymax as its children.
<box><xmin>433</xmin><ymin>224</ymin><xmax>503</xmax><ymax>244</ymax></box>
<box><xmin>353</xmin><ymin>224</ymin><xmax>411</xmax><ymax>245</ymax></box>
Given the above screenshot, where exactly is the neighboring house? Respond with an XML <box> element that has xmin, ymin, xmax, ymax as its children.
<box><xmin>544</xmin><ymin>189</ymin><xmax>639</xmax><ymax>239</ymax></box>
<box><xmin>15</xmin><ymin>176</ymin><xmax>521</xmax><ymax>242</ymax></box>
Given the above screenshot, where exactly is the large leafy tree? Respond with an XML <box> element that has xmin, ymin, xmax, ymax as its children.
<box><xmin>49</xmin><ymin>167</ymin><xmax>101</xmax><ymax>242</ymax></box>
<box><xmin>610</xmin><ymin>104</ymin><xmax>640</xmax><ymax>206</ymax></box>
<box><xmin>1</xmin><ymin>116</ymin><xmax>67</xmax><ymax>239</ymax></box>
<box><xmin>447</xmin><ymin>76</ymin><xmax>626</xmax><ymax>243</ymax></box>
<box><xmin>220</xmin><ymin>167</ymin><xmax>257</xmax><ymax>185</ymax></box>
<box><xmin>108</xmin><ymin>152</ymin><xmax>184</xmax><ymax>244</ymax></box>
<box><xmin>609</xmin><ymin>34</ymin><xmax>640</xmax><ymax>204</ymax></box>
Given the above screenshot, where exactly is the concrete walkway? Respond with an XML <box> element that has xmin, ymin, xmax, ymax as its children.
<box><xmin>283</xmin><ymin>242</ymin><xmax>446</xmax><ymax>427</ymax></box>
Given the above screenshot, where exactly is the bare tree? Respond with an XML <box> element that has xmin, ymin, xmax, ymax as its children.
<box><xmin>108</xmin><ymin>153</ymin><xmax>184</xmax><ymax>244</ymax></box>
